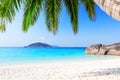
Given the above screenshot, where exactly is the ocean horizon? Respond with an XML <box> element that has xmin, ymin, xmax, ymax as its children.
<box><xmin>0</xmin><ymin>47</ymin><xmax>111</xmax><ymax>64</ymax></box>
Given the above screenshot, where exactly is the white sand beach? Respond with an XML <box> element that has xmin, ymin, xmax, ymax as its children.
<box><xmin>0</xmin><ymin>56</ymin><xmax>120</xmax><ymax>80</ymax></box>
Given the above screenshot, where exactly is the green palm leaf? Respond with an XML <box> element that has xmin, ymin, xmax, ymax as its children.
<box><xmin>0</xmin><ymin>0</ymin><xmax>23</xmax><ymax>22</ymax></box>
<box><xmin>82</xmin><ymin>0</ymin><xmax>96</xmax><ymax>20</ymax></box>
<box><xmin>22</xmin><ymin>0</ymin><xmax>43</xmax><ymax>32</ymax></box>
<box><xmin>44</xmin><ymin>0</ymin><xmax>61</xmax><ymax>33</ymax></box>
<box><xmin>63</xmin><ymin>0</ymin><xmax>79</xmax><ymax>34</ymax></box>
<box><xmin>0</xmin><ymin>0</ymin><xmax>23</xmax><ymax>31</ymax></box>
<box><xmin>0</xmin><ymin>18</ymin><xmax>5</xmax><ymax>32</ymax></box>
<box><xmin>0</xmin><ymin>0</ymin><xmax>96</xmax><ymax>34</ymax></box>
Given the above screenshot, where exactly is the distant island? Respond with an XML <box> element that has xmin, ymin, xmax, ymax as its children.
<box><xmin>25</xmin><ymin>42</ymin><xmax>53</xmax><ymax>48</ymax></box>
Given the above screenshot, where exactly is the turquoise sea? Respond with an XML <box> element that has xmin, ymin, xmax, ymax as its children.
<box><xmin>0</xmin><ymin>47</ymin><xmax>109</xmax><ymax>63</ymax></box>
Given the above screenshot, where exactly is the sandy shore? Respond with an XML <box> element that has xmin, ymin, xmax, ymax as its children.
<box><xmin>0</xmin><ymin>56</ymin><xmax>120</xmax><ymax>80</ymax></box>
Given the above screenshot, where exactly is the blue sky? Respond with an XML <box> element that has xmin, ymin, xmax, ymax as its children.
<box><xmin>0</xmin><ymin>4</ymin><xmax>120</xmax><ymax>47</ymax></box>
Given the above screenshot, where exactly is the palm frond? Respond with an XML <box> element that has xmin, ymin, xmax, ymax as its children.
<box><xmin>0</xmin><ymin>0</ymin><xmax>23</xmax><ymax>31</ymax></box>
<box><xmin>81</xmin><ymin>0</ymin><xmax>96</xmax><ymax>20</ymax></box>
<box><xmin>63</xmin><ymin>0</ymin><xmax>79</xmax><ymax>34</ymax></box>
<box><xmin>0</xmin><ymin>18</ymin><xmax>6</xmax><ymax>32</ymax></box>
<box><xmin>44</xmin><ymin>0</ymin><xmax>61</xmax><ymax>33</ymax></box>
<box><xmin>0</xmin><ymin>0</ymin><xmax>96</xmax><ymax>34</ymax></box>
<box><xmin>22</xmin><ymin>0</ymin><xmax>43</xmax><ymax>32</ymax></box>
<box><xmin>0</xmin><ymin>0</ymin><xmax>23</xmax><ymax>22</ymax></box>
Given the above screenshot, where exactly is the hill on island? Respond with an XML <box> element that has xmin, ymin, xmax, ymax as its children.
<box><xmin>25</xmin><ymin>42</ymin><xmax>53</xmax><ymax>48</ymax></box>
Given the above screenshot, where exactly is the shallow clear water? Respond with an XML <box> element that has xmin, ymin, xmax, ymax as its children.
<box><xmin>0</xmin><ymin>47</ymin><xmax>109</xmax><ymax>63</ymax></box>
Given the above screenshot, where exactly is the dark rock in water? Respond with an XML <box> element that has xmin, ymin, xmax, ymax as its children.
<box><xmin>25</xmin><ymin>42</ymin><xmax>52</xmax><ymax>48</ymax></box>
<box><xmin>86</xmin><ymin>42</ymin><xmax>120</xmax><ymax>56</ymax></box>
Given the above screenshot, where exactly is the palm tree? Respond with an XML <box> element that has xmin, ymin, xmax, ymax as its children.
<box><xmin>94</xmin><ymin>0</ymin><xmax>120</xmax><ymax>21</ymax></box>
<box><xmin>0</xmin><ymin>0</ymin><xmax>95</xmax><ymax>34</ymax></box>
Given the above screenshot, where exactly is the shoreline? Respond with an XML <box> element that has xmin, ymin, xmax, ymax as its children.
<box><xmin>0</xmin><ymin>56</ymin><xmax>120</xmax><ymax>80</ymax></box>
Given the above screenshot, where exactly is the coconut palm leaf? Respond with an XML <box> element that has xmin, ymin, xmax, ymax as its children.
<box><xmin>0</xmin><ymin>0</ymin><xmax>23</xmax><ymax>31</ymax></box>
<box><xmin>0</xmin><ymin>18</ymin><xmax>5</xmax><ymax>31</ymax></box>
<box><xmin>22</xmin><ymin>0</ymin><xmax>43</xmax><ymax>32</ymax></box>
<box><xmin>0</xmin><ymin>0</ymin><xmax>96</xmax><ymax>34</ymax></box>
<box><xmin>63</xmin><ymin>0</ymin><xmax>79</xmax><ymax>34</ymax></box>
<box><xmin>82</xmin><ymin>0</ymin><xmax>96</xmax><ymax>20</ymax></box>
<box><xmin>44</xmin><ymin>0</ymin><xmax>61</xmax><ymax>33</ymax></box>
<box><xmin>0</xmin><ymin>0</ymin><xmax>23</xmax><ymax>22</ymax></box>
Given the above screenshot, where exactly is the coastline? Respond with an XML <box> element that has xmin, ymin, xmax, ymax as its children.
<box><xmin>0</xmin><ymin>56</ymin><xmax>120</xmax><ymax>80</ymax></box>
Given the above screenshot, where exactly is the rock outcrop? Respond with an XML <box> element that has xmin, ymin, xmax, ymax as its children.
<box><xmin>94</xmin><ymin>0</ymin><xmax>120</xmax><ymax>21</ymax></box>
<box><xmin>86</xmin><ymin>42</ymin><xmax>120</xmax><ymax>56</ymax></box>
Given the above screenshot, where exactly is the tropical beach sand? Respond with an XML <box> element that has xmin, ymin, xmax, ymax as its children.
<box><xmin>0</xmin><ymin>56</ymin><xmax>120</xmax><ymax>80</ymax></box>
